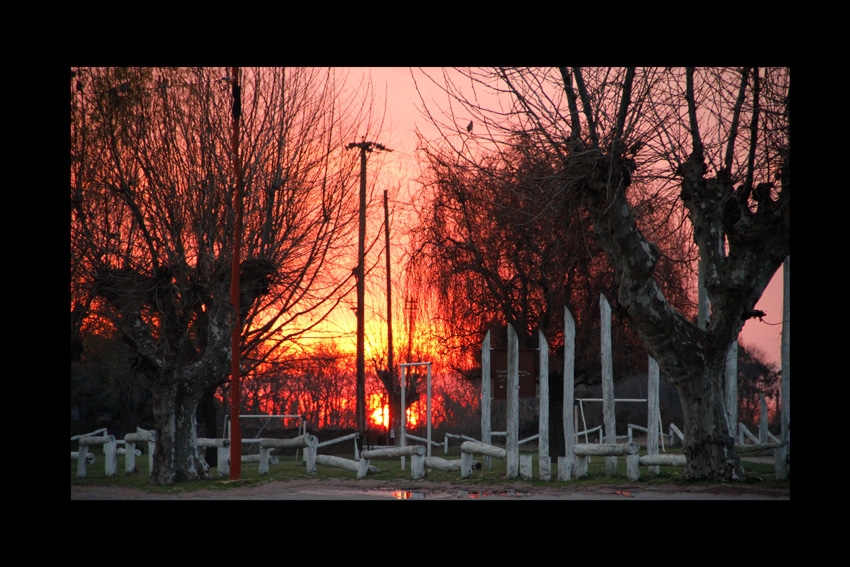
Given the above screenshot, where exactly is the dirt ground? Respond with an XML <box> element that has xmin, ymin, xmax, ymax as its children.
<box><xmin>71</xmin><ymin>461</ymin><xmax>789</xmax><ymax>501</ymax></box>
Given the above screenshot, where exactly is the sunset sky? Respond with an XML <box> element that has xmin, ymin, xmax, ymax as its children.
<box><xmin>351</xmin><ymin>67</ymin><xmax>787</xmax><ymax>368</ymax></box>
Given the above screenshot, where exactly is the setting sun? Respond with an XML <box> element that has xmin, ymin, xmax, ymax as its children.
<box><xmin>366</xmin><ymin>393</ymin><xmax>422</xmax><ymax>428</ymax></box>
<box><xmin>368</xmin><ymin>393</ymin><xmax>388</xmax><ymax>427</ymax></box>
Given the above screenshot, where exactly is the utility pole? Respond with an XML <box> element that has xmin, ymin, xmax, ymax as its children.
<box><xmin>228</xmin><ymin>67</ymin><xmax>243</xmax><ymax>480</ymax></box>
<box><xmin>384</xmin><ymin>189</ymin><xmax>394</xmax><ymax>440</ymax></box>
<box><xmin>346</xmin><ymin>140</ymin><xmax>392</xmax><ymax>434</ymax></box>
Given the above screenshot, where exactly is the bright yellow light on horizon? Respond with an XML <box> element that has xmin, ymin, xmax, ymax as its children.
<box><xmin>367</xmin><ymin>393</ymin><xmax>422</xmax><ymax>428</ymax></box>
<box><xmin>368</xmin><ymin>393</ymin><xmax>388</xmax><ymax>427</ymax></box>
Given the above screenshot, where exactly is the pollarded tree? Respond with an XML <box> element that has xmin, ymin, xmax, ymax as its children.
<box><xmin>70</xmin><ymin>67</ymin><xmax>378</xmax><ymax>483</ymax></box>
<box><xmin>420</xmin><ymin>67</ymin><xmax>789</xmax><ymax>480</ymax></box>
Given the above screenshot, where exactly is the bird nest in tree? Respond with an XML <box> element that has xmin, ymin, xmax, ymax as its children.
<box><xmin>240</xmin><ymin>257</ymin><xmax>277</xmax><ymax>297</ymax></box>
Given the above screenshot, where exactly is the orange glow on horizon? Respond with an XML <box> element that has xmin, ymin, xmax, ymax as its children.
<box><xmin>367</xmin><ymin>393</ymin><xmax>422</xmax><ymax>428</ymax></box>
<box><xmin>368</xmin><ymin>393</ymin><xmax>388</xmax><ymax>427</ymax></box>
<box><xmin>406</xmin><ymin>401</ymin><xmax>420</xmax><ymax>427</ymax></box>
<box><xmin>210</xmin><ymin>337</ymin><xmax>483</xmax><ymax>433</ymax></box>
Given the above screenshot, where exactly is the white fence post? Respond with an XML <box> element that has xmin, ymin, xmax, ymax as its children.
<box><xmin>124</xmin><ymin>430</ymin><xmax>155</xmax><ymax>474</ymax></box>
<box><xmin>304</xmin><ymin>436</ymin><xmax>318</xmax><ymax>474</ymax></box>
<box><xmin>481</xmin><ymin>331</ymin><xmax>491</xmax><ymax>471</ymax></box>
<box><xmin>600</xmin><ymin>294</ymin><xmax>617</xmax><ymax>476</ymax></box>
<box><xmin>76</xmin><ymin>445</ymin><xmax>89</xmax><ymax>479</ymax></box>
<box><xmin>781</xmin><ymin>256</ymin><xmax>790</xmax><ymax>459</ymax></box>
<box><xmin>647</xmin><ymin>357</ymin><xmax>660</xmax><ymax>476</ymax></box>
<box><xmin>104</xmin><ymin>437</ymin><xmax>117</xmax><ymax>476</ymax></box>
<box><xmin>461</xmin><ymin>451</ymin><xmax>473</xmax><ymax>479</ymax></box>
<box><xmin>520</xmin><ymin>454</ymin><xmax>533</xmax><ymax>480</ymax></box>
<box><xmin>538</xmin><ymin>330</ymin><xmax>549</xmax><ymax>480</ymax></box>
<box><xmin>76</xmin><ymin>435</ymin><xmax>116</xmax><ymax>478</ymax></box>
<box><xmin>774</xmin><ymin>445</ymin><xmax>788</xmax><ymax>481</ymax></box>
<box><xmin>626</xmin><ymin>453</ymin><xmax>640</xmax><ymax>481</ymax></box>
<box><xmin>759</xmin><ymin>394</ymin><xmax>769</xmax><ymax>444</ymax></box>
<box><xmin>563</xmin><ymin>307</ymin><xmax>576</xmax><ymax>481</ymax></box>
<box><xmin>411</xmin><ymin>453</ymin><xmax>426</xmax><ymax>479</ymax></box>
<box><xmin>538</xmin><ymin>456</ymin><xmax>551</xmax><ymax>481</ymax></box>
<box><xmin>506</xmin><ymin>324</ymin><xmax>519</xmax><ymax>479</ymax></box>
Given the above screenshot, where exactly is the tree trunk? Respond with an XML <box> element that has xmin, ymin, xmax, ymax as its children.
<box><xmin>678</xmin><ymin>363</ymin><xmax>745</xmax><ymax>481</ymax></box>
<box><xmin>198</xmin><ymin>385</ymin><xmax>220</xmax><ymax>466</ymax></box>
<box><xmin>149</xmin><ymin>374</ymin><xmax>215</xmax><ymax>484</ymax></box>
<box><xmin>150</xmin><ymin>381</ymin><xmax>177</xmax><ymax>485</ymax></box>
<box><xmin>389</xmin><ymin>389</ymin><xmax>401</xmax><ymax>444</ymax></box>
<box><xmin>581</xmin><ymin>152</ymin><xmax>751</xmax><ymax>481</ymax></box>
<box><xmin>173</xmin><ymin>383</ymin><xmax>212</xmax><ymax>481</ymax></box>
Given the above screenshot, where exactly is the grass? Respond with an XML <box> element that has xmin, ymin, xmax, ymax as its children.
<box><xmin>70</xmin><ymin>445</ymin><xmax>788</xmax><ymax>495</ymax></box>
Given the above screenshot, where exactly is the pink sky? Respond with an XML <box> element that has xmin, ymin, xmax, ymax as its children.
<box><xmin>359</xmin><ymin>67</ymin><xmax>787</xmax><ymax>369</ymax></box>
<box><xmin>742</xmin><ymin>267</ymin><xmax>785</xmax><ymax>367</ymax></box>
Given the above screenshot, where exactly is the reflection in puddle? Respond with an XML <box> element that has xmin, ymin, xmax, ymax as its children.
<box><xmin>392</xmin><ymin>490</ymin><xmax>426</xmax><ymax>499</ymax></box>
<box><xmin>391</xmin><ymin>489</ymin><xmax>529</xmax><ymax>499</ymax></box>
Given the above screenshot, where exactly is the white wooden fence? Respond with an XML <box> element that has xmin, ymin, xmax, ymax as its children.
<box><xmin>256</xmin><ymin>434</ymin><xmax>317</xmax><ymax>474</ymax></box>
<box><xmin>72</xmin><ymin>428</ymin><xmax>117</xmax><ymax>479</ymax></box>
<box><xmin>736</xmin><ymin>420</ymin><xmax>789</xmax><ymax>481</ymax></box>
<box><xmin>459</xmin><ymin>440</ymin><xmax>536</xmax><ymax>480</ymax></box>
<box><xmin>72</xmin><ymin>427</ymin><xmax>307</xmax><ymax>478</ymax></box>
<box><xmin>359</xmin><ymin>445</ymin><xmax>426</xmax><ymax>479</ymax></box>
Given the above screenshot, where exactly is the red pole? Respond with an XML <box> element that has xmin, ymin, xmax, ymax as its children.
<box><xmin>229</xmin><ymin>66</ymin><xmax>243</xmax><ymax>480</ymax></box>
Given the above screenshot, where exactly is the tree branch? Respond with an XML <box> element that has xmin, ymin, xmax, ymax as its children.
<box><xmin>558</xmin><ymin>67</ymin><xmax>583</xmax><ymax>146</ymax></box>
<box><xmin>572</xmin><ymin>68</ymin><xmax>600</xmax><ymax>149</ymax></box>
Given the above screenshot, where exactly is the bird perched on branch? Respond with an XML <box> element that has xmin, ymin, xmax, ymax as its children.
<box><xmin>466</xmin><ymin>121</ymin><xmax>473</xmax><ymax>133</ymax></box>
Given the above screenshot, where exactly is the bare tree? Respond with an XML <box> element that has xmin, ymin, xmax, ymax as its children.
<box><xmin>416</xmin><ymin>67</ymin><xmax>789</xmax><ymax>480</ymax></box>
<box><xmin>410</xmin><ymin>103</ymin><xmax>698</xmax><ymax>456</ymax></box>
<box><xmin>70</xmin><ymin>67</ymin><xmax>379</xmax><ymax>483</ymax></box>
<box><xmin>411</xmin><ymin>129</ymin><xmax>694</xmax><ymax>352</ymax></box>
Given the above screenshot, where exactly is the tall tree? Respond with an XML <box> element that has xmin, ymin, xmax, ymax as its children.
<box><xmin>418</xmin><ymin>67</ymin><xmax>789</xmax><ymax>480</ymax></box>
<box><xmin>410</xmin><ymin>130</ymin><xmax>694</xmax><ymax>371</ymax></box>
<box><xmin>70</xmin><ymin>67</ymin><xmax>378</xmax><ymax>483</ymax></box>
<box><xmin>410</xmin><ymin>122</ymin><xmax>696</xmax><ymax>456</ymax></box>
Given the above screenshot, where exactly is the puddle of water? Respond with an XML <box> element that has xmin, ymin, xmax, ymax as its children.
<box><xmin>391</xmin><ymin>489</ymin><xmax>530</xmax><ymax>499</ymax></box>
<box><xmin>392</xmin><ymin>490</ymin><xmax>427</xmax><ymax>499</ymax></box>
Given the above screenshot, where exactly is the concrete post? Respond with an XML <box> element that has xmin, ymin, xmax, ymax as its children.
<box><xmin>538</xmin><ymin>330</ymin><xmax>549</xmax><ymax>470</ymax></box>
<box><xmin>563</xmin><ymin>307</ymin><xmax>576</xmax><ymax>481</ymax></box>
<box><xmin>781</xmin><ymin>256</ymin><xmax>790</xmax><ymax>459</ymax></box>
<box><xmin>481</xmin><ymin>331</ymin><xmax>492</xmax><ymax>471</ymax></box>
<box><xmin>600</xmin><ymin>294</ymin><xmax>616</xmax><ymax>476</ymax></box>
<box><xmin>506</xmin><ymin>324</ymin><xmax>519</xmax><ymax>478</ymax></box>
<box><xmin>647</xmin><ymin>356</ymin><xmax>660</xmax><ymax>476</ymax></box>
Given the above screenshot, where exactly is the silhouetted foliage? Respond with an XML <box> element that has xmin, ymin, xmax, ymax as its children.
<box><xmin>71</xmin><ymin>331</ymin><xmax>154</xmax><ymax>438</ymax></box>
<box><xmin>409</xmin><ymin>130</ymin><xmax>695</xmax><ymax>386</ymax></box>
<box><xmin>736</xmin><ymin>344</ymin><xmax>780</xmax><ymax>426</ymax></box>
